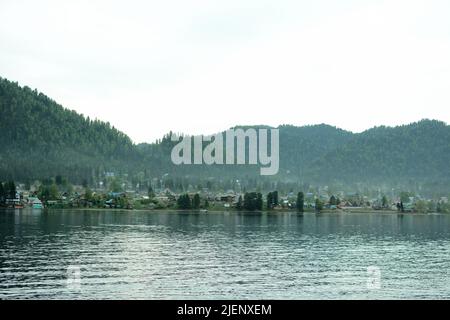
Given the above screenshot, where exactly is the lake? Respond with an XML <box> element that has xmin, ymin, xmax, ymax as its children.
<box><xmin>1</xmin><ymin>209</ymin><xmax>449</xmax><ymax>299</ymax></box>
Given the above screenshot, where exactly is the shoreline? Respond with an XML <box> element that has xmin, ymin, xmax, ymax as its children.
<box><xmin>0</xmin><ymin>207</ymin><xmax>444</xmax><ymax>215</ymax></box>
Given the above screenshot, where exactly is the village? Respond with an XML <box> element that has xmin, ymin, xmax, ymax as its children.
<box><xmin>1</xmin><ymin>176</ymin><xmax>449</xmax><ymax>214</ymax></box>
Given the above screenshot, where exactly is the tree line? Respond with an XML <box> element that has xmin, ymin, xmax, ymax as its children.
<box><xmin>0</xmin><ymin>181</ymin><xmax>17</xmax><ymax>206</ymax></box>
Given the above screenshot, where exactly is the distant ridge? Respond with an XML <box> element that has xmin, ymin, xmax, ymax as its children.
<box><xmin>1</xmin><ymin>77</ymin><xmax>450</xmax><ymax>194</ymax></box>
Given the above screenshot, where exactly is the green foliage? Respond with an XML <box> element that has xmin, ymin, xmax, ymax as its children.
<box><xmin>192</xmin><ymin>193</ymin><xmax>200</xmax><ymax>209</ymax></box>
<box><xmin>256</xmin><ymin>193</ymin><xmax>263</xmax><ymax>210</ymax></box>
<box><xmin>315</xmin><ymin>198</ymin><xmax>323</xmax><ymax>212</ymax></box>
<box><xmin>0</xmin><ymin>182</ymin><xmax>6</xmax><ymax>205</ymax></box>
<box><xmin>382</xmin><ymin>195</ymin><xmax>388</xmax><ymax>208</ymax></box>
<box><xmin>177</xmin><ymin>194</ymin><xmax>192</xmax><ymax>210</ymax></box>
<box><xmin>436</xmin><ymin>202</ymin><xmax>450</xmax><ymax>213</ymax></box>
<box><xmin>148</xmin><ymin>186</ymin><xmax>155</xmax><ymax>199</ymax></box>
<box><xmin>0</xmin><ymin>78</ymin><xmax>137</xmax><ymax>184</ymax></box>
<box><xmin>116</xmin><ymin>195</ymin><xmax>130</xmax><ymax>209</ymax></box>
<box><xmin>267</xmin><ymin>192</ymin><xmax>273</xmax><ymax>209</ymax></box>
<box><xmin>296</xmin><ymin>192</ymin><xmax>304</xmax><ymax>212</ymax></box>
<box><xmin>0</xmin><ymin>181</ymin><xmax>17</xmax><ymax>200</ymax></box>
<box><xmin>3</xmin><ymin>78</ymin><xmax>450</xmax><ymax>196</ymax></box>
<box><xmin>272</xmin><ymin>191</ymin><xmax>278</xmax><ymax>206</ymax></box>
<box><xmin>109</xmin><ymin>179</ymin><xmax>123</xmax><ymax>192</ymax></box>
<box><xmin>329</xmin><ymin>195</ymin><xmax>337</xmax><ymax>205</ymax></box>
<box><xmin>85</xmin><ymin>187</ymin><xmax>93</xmax><ymax>202</ymax></box>
<box><xmin>400</xmin><ymin>192</ymin><xmax>414</xmax><ymax>203</ymax></box>
<box><xmin>267</xmin><ymin>190</ymin><xmax>279</xmax><ymax>209</ymax></box>
<box><xmin>414</xmin><ymin>200</ymin><xmax>429</xmax><ymax>213</ymax></box>
<box><xmin>307</xmin><ymin>120</ymin><xmax>450</xmax><ymax>192</ymax></box>
<box><xmin>236</xmin><ymin>195</ymin><xmax>243</xmax><ymax>210</ymax></box>
<box><xmin>243</xmin><ymin>192</ymin><xmax>263</xmax><ymax>211</ymax></box>
<box><xmin>6</xmin><ymin>181</ymin><xmax>16</xmax><ymax>199</ymax></box>
<box><xmin>38</xmin><ymin>183</ymin><xmax>59</xmax><ymax>202</ymax></box>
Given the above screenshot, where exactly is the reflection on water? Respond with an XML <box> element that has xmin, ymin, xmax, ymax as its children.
<box><xmin>1</xmin><ymin>209</ymin><xmax>450</xmax><ymax>299</ymax></box>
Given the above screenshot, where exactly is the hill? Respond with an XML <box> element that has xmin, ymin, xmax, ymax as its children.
<box><xmin>1</xmin><ymin>77</ymin><xmax>450</xmax><ymax>195</ymax></box>
<box><xmin>306</xmin><ymin>119</ymin><xmax>450</xmax><ymax>191</ymax></box>
<box><xmin>0</xmin><ymin>77</ymin><xmax>139</xmax><ymax>184</ymax></box>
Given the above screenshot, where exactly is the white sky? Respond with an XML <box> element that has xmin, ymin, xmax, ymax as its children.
<box><xmin>1</xmin><ymin>0</ymin><xmax>450</xmax><ymax>143</ymax></box>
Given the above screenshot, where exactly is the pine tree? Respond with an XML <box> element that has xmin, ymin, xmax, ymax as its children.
<box><xmin>273</xmin><ymin>191</ymin><xmax>279</xmax><ymax>206</ymax></box>
<box><xmin>148</xmin><ymin>186</ymin><xmax>155</xmax><ymax>199</ymax></box>
<box><xmin>296</xmin><ymin>192</ymin><xmax>304</xmax><ymax>212</ymax></box>
<box><xmin>193</xmin><ymin>193</ymin><xmax>200</xmax><ymax>209</ymax></box>
<box><xmin>256</xmin><ymin>193</ymin><xmax>263</xmax><ymax>211</ymax></box>
<box><xmin>243</xmin><ymin>193</ymin><xmax>252</xmax><ymax>210</ymax></box>
<box><xmin>382</xmin><ymin>195</ymin><xmax>388</xmax><ymax>208</ymax></box>
<box><xmin>0</xmin><ymin>182</ymin><xmax>5</xmax><ymax>205</ymax></box>
<box><xmin>329</xmin><ymin>195</ymin><xmax>337</xmax><ymax>205</ymax></box>
<box><xmin>7</xmin><ymin>181</ymin><xmax>16</xmax><ymax>199</ymax></box>
<box><xmin>177</xmin><ymin>193</ymin><xmax>192</xmax><ymax>210</ymax></box>
<box><xmin>267</xmin><ymin>192</ymin><xmax>273</xmax><ymax>209</ymax></box>
<box><xmin>237</xmin><ymin>195</ymin><xmax>243</xmax><ymax>210</ymax></box>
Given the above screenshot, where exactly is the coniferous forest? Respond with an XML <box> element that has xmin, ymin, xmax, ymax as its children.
<box><xmin>1</xmin><ymin>77</ymin><xmax>450</xmax><ymax>196</ymax></box>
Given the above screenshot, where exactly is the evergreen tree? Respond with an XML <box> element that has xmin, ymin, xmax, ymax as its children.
<box><xmin>7</xmin><ymin>181</ymin><xmax>16</xmax><ymax>199</ymax></box>
<box><xmin>82</xmin><ymin>179</ymin><xmax>89</xmax><ymax>188</ymax></box>
<box><xmin>243</xmin><ymin>192</ymin><xmax>262</xmax><ymax>211</ymax></box>
<box><xmin>177</xmin><ymin>193</ymin><xmax>192</xmax><ymax>210</ymax></box>
<box><xmin>236</xmin><ymin>195</ymin><xmax>243</xmax><ymax>210</ymax></box>
<box><xmin>273</xmin><ymin>191</ymin><xmax>279</xmax><ymax>206</ymax></box>
<box><xmin>192</xmin><ymin>193</ymin><xmax>200</xmax><ymax>209</ymax></box>
<box><xmin>382</xmin><ymin>195</ymin><xmax>388</xmax><ymax>208</ymax></box>
<box><xmin>85</xmin><ymin>187</ymin><xmax>93</xmax><ymax>202</ymax></box>
<box><xmin>55</xmin><ymin>175</ymin><xmax>63</xmax><ymax>185</ymax></box>
<box><xmin>315</xmin><ymin>198</ymin><xmax>323</xmax><ymax>212</ymax></box>
<box><xmin>329</xmin><ymin>195</ymin><xmax>337</xmax><ymax>205</ymax></box>
<box><xmin>243</xmin><ymin>193</ymin><xmax>251</xmax><ymax>210</ymax></box>
<box><xmin>109</xmin><ymin>179</ymin><xmax>122</xmax><ymax>193</ymax></box>
<box><xmin>267</xmin><ymin>192</ymin><xmax>273</xmax><ymax>209</ymax></box>
<box><xmin>148</xmin><ymin>186</ymin><xmax>155</xmax><ymax>199</ymax></box>
<box><xmin>256</xmin><ymin>193</ymin><xmax>263</xmax><ymax>211</ymax></box>
<box><xmin>0</xmin><ymin>182</ymin><xmax>5</xmax><ymax>205</ymax></box>
<box><xmin>296</xmin><ymin>192</ymin><xmax>304</xmax><ymax>212</ymax></box>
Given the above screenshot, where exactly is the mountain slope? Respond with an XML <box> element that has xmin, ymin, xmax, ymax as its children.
<box><xmin>0</xmin><ymin>77</ymin><xmax>139</xmax><ymax>183</ymax></box>
<box><xmin>1</xmin><ymin>77</ymin><xmax>450</xmax><ymax>194</ymax></box>
<box><xmin>306</xmin><ymin>119</ymin><xmax>450</xmax><ymax>188</ymax></box>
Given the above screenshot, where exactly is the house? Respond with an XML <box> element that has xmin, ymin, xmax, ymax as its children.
<box><xmin>5</xmin><ymin>192</ymin><xmax>22</xmax><ymax>208</ymax></box>
<box><xmin>219</xmin><ymin>194</ymin><xmax>235</xmax><ymax>202</ymax></box>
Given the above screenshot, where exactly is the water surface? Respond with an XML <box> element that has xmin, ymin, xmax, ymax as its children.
<box><xmin>1</xmin><ymin>209</ymin><xmax>449</xmax><ymax>299</ymax></box>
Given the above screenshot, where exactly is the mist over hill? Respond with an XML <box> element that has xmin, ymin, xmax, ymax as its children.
<box><xmin>1</xmin><ymin>77</ymin><xmax>450</xmax><ymax>195</ymax></box>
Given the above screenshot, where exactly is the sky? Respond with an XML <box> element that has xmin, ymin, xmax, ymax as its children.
<box><xmin>1</xmin><ymin>0</ymin><xmax>450</xmax><ymax>143</ymax></box>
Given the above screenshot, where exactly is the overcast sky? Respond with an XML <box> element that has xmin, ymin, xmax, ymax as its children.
<box><xmin>1</xmin><ymin>0</ymin><xmax>450</xmax><ymax>143</ymax></box>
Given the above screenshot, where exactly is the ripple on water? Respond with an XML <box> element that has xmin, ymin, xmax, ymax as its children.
<box><xmin>1</xmin><ymin>210</ymin><xmax>450</xmax><ymax>299</ymax></box>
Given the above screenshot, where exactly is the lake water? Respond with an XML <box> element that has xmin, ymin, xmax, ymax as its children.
<box><xmin>0</xmin><ymin>209</ymin><xmax>449</xmax><ymax>299</ymax></box>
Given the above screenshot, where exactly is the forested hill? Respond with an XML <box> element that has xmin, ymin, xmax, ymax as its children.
<box><xmin>1</xmin><ymin>77</ymin><xmax>450</xmax><ymax>194</ymax></box>
<box><xmin>135</xmin><ymin>123</ymin><xmax>354</xmax><ymax>179</ymax></box>
<box><xmin>305</xmin><ymin>119</ymin><xmax>450</xmax><ymax>189</ymax></box>
<box><xmin>0</xmin><ymin>77</ymin><xmax>139</xmax><ymax>183</ymax></box>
